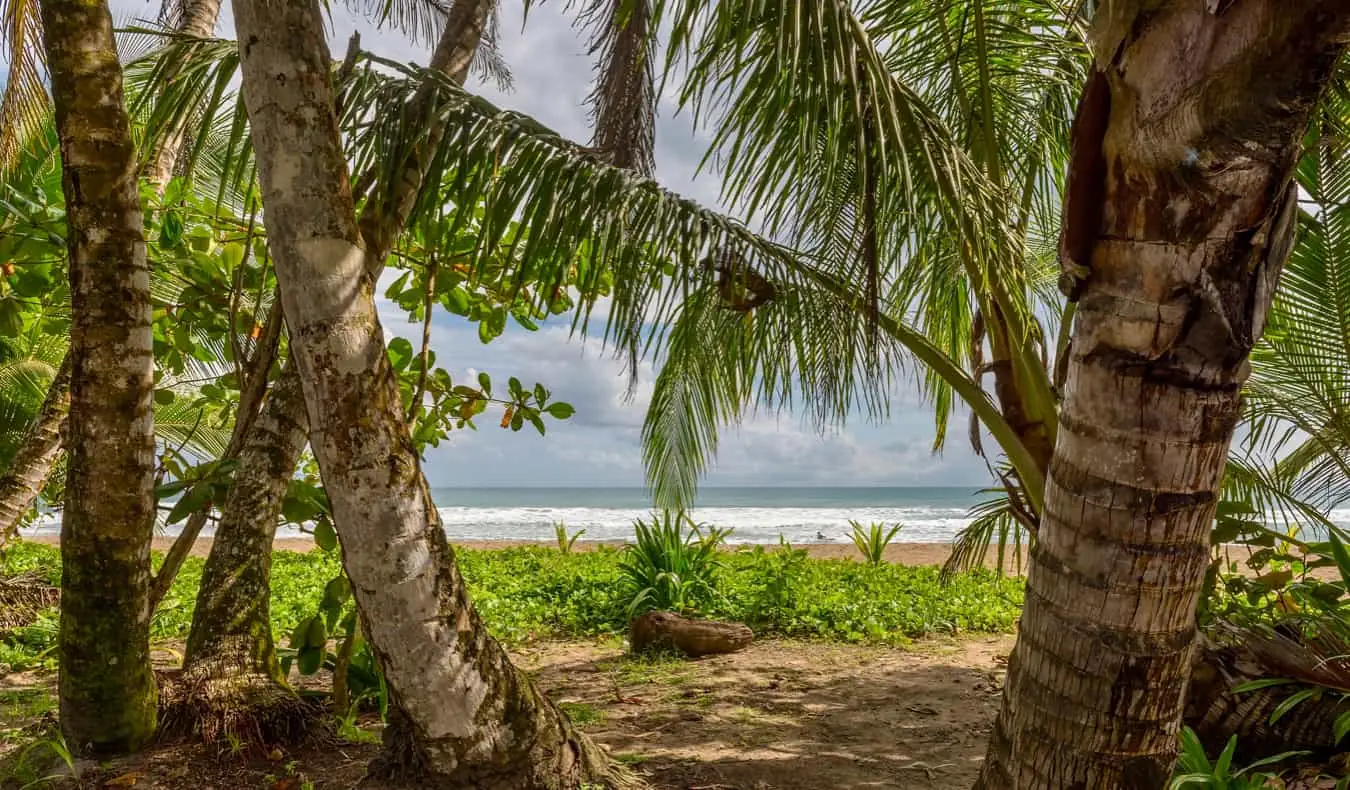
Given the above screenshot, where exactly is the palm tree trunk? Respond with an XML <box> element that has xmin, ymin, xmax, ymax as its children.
<box><xmin>230</xmin><ymin>1</ymin><xmax>630</xmax><ymax>786</ymax></box>
<box><xmin>41</xmin><ymin>0</ymin><xmax>158</xmax><ymax>756</ymax></box>
<box><xmin>148</xmin><ymin>295</ymin><xmax>282</xmax><ymax>611</ymax></box>
<box><xmin>182</xmin><ymin>364</ymin><xmax>303</xmax><ymax>671</ymax></box>
<box><xmin>0</xmin><ymin>351</ymin><xmax>71</xmax><ymax>549</ymax></box>
<box><xmin>160</xmin><ymin>365</ymin><xmax>315</xmax><ymax>743</ymax></box>
<box><xmin>143</xmin><ymin>0</ymin><xmax>224</xmax><ymax>185</ymax></box>
<box><xmin>180</xmin><ymin>0</ymin><xmax>488</xmax><ymax>690</ymax></box>
<box><xmin>171</xmin><ymin>0</ymin><xmax>495</xmax><ymax>744</ymax></box>
<box><xmin>0</xmin><ymin>0</ymin><xmax>224</xmax><ymax>555</ymax></box>
<box><xmin>976</xmin><ymin>4</ymin><xmax>1350</xmax><ymax>788</ymax></box>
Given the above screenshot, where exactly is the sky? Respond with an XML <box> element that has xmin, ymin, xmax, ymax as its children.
<box><xmin>107</xmin><ymin>0</ymin><xmax>992</xmax><ymax>489</ymax></box>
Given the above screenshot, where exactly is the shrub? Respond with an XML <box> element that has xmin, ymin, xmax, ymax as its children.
<box><xmin>618</xmin><ymin>512</ymin><xmax>730</xmax><ymax>617</ymax></box>
<box><xmin>849</xmin><ymin>520</ymin><xmax>903</xmax><ymax>566</ymax></box>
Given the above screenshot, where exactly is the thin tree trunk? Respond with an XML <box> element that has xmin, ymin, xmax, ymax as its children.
<box><xmin>41</xmin><ymin>0</ymin><xmax>157</xmax><ymax>756</ymax></box>
<box><xmin>143</xmin><ymin>0</ymin><xmax>224</xmax><ymax>185</ymax></box>
<box><xmin>148</xmin><ymin>294</ymin><xmax>282</xmax><ymax>611</ymax></box>
<box><xmin>976</xmin><ymin>4</ymin><xmax>1350</xmax><ymax>788</ymax></box>
<box><xmin>231</xmin><ymin>1</ymin><xmax>631</xmax><ymax>786</ymax></box>
<box><xmin>0</xmin><ymin>352</ymin><xmax>71</xmax><ymax>549</ymax></box>
<box><xmin>181</xmin><ymin>0</ymin><xmax>489</xmax><ymax>696</ymax></box>
<box><xmin>0</xmin><ymin>0</ymin><xmax>225</xmax><ymax>555</ymax></box>
<box><xmin>182</xmin><ymin>364</ymin><xmax>303</xmax><ymax>673</ymax></box>
<box><xmin>160</xmin><ymin>365</ymin><xmax>317</xmax><ymax>744</ymax></box>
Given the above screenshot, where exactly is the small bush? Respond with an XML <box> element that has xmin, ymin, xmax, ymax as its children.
<box><xmin>618</xmin><ymin>512</ymin><xmax>729</xmax><ymax>617</ymax></box>
<box><xmin>849</xmin><ymin>520</ymin><xmax>902</xmax><ymax>566</ymax></box>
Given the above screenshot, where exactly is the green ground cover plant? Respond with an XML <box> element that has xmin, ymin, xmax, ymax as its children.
<box><xmin>0</xmin><ymin>540</ymin><xmax>1023</xmax><ymax>674</ymax></box>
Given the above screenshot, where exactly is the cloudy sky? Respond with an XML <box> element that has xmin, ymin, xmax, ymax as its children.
<box><xmin>112</xmin><ymin>0</ymin><xmax>991</xmax><ymax>489</ymax></box>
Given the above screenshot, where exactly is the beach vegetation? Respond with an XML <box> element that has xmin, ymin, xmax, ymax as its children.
<box><xmin>848</xmin><ymin>521</ymin><xmax>903</xmax><ymax>567</ymax></box>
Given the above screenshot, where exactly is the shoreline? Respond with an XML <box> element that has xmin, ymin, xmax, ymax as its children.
<box><xmin>18</xmin><ymin>536</ymin><xmax>1298</xmax><ymax>578</ymax></box>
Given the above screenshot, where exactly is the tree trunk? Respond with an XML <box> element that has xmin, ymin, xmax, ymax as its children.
<box><xmin>143</xmin><ymin>0</ymin><xmax>224</xmax><ymax>185</ymax></box>
<box><xmin>0</xmin><ymin>0</ymin><xmax>225</xmax><ymax>556</ymax></box>
<box><xmin>41</xmin><ymin>0</ymin><xmax>158</xmax><ymax>757</ymax></box>
<box><xmin>230</xmin><ymin>1</ymin><xmax>631</xmax><ymax>786</ymax></box>
<box><xmin>175</xmin><ymin>0</ymin><xmax>493</xmax><ymax>725</ymax></box>
<box><xmin>160</xmin><ymin>366</ymin><xmax>317</xmax><ymax>745</ymax></box>
<box><xmin>0</xmin><ymin>351</ymin><xmax>71</xmax><ymax>549</ymax></box>
<box><xmin>148</xmin><ymin>295</ymin><xmax>283</xmax><ymax>611</ymax></box>
<box><xmin>976</xmin><ymin>4</ymin><xmax>1350</xmax><ymax>788</ymax></box>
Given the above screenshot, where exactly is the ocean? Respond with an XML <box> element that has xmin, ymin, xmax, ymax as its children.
<box><xmin>19</xmin><ymin>486</ymin><xmax>1350</xmax><ymax>545</ymax></box>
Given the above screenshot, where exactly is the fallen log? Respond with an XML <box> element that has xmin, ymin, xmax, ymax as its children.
<box><xmin>629</xmin><ymin>611</ymin><xmax>752</xmax><ymax>658</ymax></box>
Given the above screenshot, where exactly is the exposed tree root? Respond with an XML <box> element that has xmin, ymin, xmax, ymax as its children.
<box><xmin>156</xmin><ymin>669</ymin><xmax>330</xmax><ymax>751</ymax></box>
<box><xmin>365</xmin><ymin>705</ymin><xmax>643</xmax><ymax>790</ymax></box>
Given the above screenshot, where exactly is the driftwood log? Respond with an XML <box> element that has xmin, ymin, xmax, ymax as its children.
<box><xmin>629</xmin><ymin>611</ymin><xmax>753</xmax><ymax>658</ymax></box>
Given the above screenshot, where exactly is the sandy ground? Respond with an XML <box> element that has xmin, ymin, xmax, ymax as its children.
<box><xmin>1</xmin><ymin>637</ymin><xmax>1015</xmax><ymax>789</ymax></box>
<box><xmin>23</xmin><ymin>535</ymin><xmax>1020</xmax><ymax>570</ymax></box>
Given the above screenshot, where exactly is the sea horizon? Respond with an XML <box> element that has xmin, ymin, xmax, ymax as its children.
<box><xmin>18</xmin><ymin>485</ymin><xmax>1350</xmax><ymax>546</ymax></box>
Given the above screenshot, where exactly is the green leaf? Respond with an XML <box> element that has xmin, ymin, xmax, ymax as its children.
<box><xmin>446</xmin><ymin>287</ymin><xmax>470</xmax><ymax>315</ymax></box>
<box><xmin>305</xmin><ymin>615</ymin><xmax>328</xmax><ymax>649</ymax></box>
<box><xmin>314</xmin><ymin>518</ymin><xmax>339</xmax><ymax>552</ymax></box>
<box><xmin>1327</xmin><ymin>529</ymin><xmax>1350</xmax><ymax>592</ymax></box>
<box><xmin>323</xmin><ymin>576</ymin><xmax>353</xmax><ymax>609</ymax></box>
<box><xmin>1269</xmin><ymin>687</ymin><xmax>1321</xmax><ymax>725</ymax></box>
<box><xmin>165</xmin><ymin>482</ymin><xmax>214</xmax><ymax>524</ymax></box>
<box><xmin>545</xmin><ymin>402</ymin><xmax>575</xmax><ymax>419</ymax></box>
<box><xmin>1335</xmin><ymin>710</ymin><xmax>1350</xmax><ymax>744</ymax></box>
<box><xmin>297</xmin><ymin>645</ymin><xmax>324</xmax><ymax>675</ymax></box>
<box><xmin>388</xmin><ymin>337</ymin><xmax>415</xmax><ymax>371</ymax></box>
<box><xmin>159</xmin><ymin>210</ymin><xmax>184</xmax><ymax>248</ymax></box>
<box><xmin>0</xmin><ymin>297</ymin><xmax>24</xmax><ymax>338</ymax></box>
<box><xmin>477</xmin><ymin>371</ymin><xmax>492</xmax><ymax>396</ymax></box>
<box><xmin>527</xmin><ymin>411</ymin><xmax>546</xmax><ymax>437</ymax></box>
<box><xmin>154</xmin><ymin>389</ymin><xmax>175</xmax><ymax>406</ymax></box>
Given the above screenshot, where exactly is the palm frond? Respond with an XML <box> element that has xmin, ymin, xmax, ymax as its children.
<box><xmin>1244</xmin><ymin>68</ymin><xmax>1350</xmax><ymax>514</ymax></box>
<box><xmin>942</xmin><ymin>469</ymin><xmax>1034</xmax><ymax>580</ymax></box>
<box><xmin>341</xmin><ymin>0</ymin><xmax>454</xmax><ymax>47</ymax></box>
<box><xmin>0</xmin><ymin>0</ymin><xmax>49</xmax><ymax>169</ymax></box>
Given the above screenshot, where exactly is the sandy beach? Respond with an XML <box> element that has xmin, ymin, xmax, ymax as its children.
<box><xmin>21</xmin><ymin>535</ymin><xmax>1298</xmax><ymax>577</ymax></box>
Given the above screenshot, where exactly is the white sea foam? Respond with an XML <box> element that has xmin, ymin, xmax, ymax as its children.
<box><xmin>18</xmin><ymin>503</ymin><xmax>1350</xmax><ymax>545</ymax></box>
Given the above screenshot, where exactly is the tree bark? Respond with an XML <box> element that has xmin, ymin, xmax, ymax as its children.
<box><xmin>41</xmin><ymin>0</ymin><xmax>158</xmax><ymax>757</ymax></box>
<box><xmin>159</xmin><ymin>367</ymin><xmax>316</xmax><ymax>745</ymax></box>
<box><xmin>0</xmin><ymin>0</ymin><xmax>226</xmax><ymax>556</ymax></box>
<box><xmin>0</xmin><ymin>351</ymin><xmax>71</xmax><ymax>549</ymax></box>
<box><xmin>182</xmin><ymin>366</ymin><xmax>304</xmax><ymax>678</ymax></box>
<box><xmin>230</xmin><ymin>1</ymin><xmax>631</xmax><ymax>786</ymax></box>
<box><xmin>976</xmin><ymin>4</ymin><xmax>1350</xmax><ymax>788</ymax></box>
<box><xmin>148</xmin><ymin>294</ymin><xmax>283</xmax><ymax>611</ymax></box>
<box><xmin>177</xmin><ymin>0</ymin><xmax>492</xmax><ymax>716</ymax></box>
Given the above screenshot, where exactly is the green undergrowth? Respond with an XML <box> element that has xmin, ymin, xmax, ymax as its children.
<box><xmin>0</xmin><ymin>541</ymin><xmax>1022</xmax><ymax>672</ymax></box>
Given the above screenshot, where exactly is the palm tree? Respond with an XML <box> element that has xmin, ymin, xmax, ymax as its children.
<box><xmin>977</xmin><ymin>4</ymin><xmax>1350</xmax><ymax>785</ymax></box>
<box><xmin>41</xmin><ymin>0</ymin><xmax>158</xmax><ymax>755</ymax></box>
<box><xmin>230</xmin><ymin>0</ymin><xmax>639</xmax><ymax>785</ymax></box>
